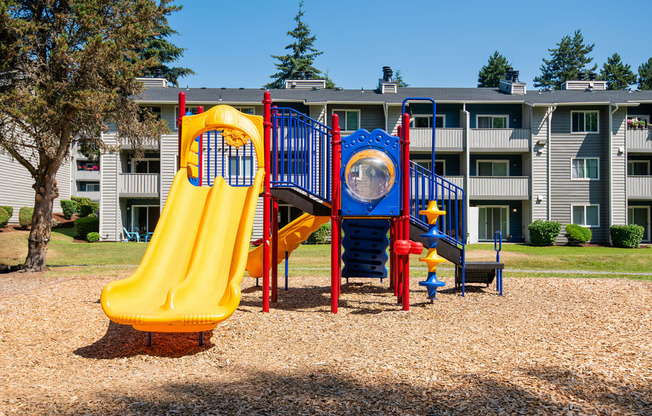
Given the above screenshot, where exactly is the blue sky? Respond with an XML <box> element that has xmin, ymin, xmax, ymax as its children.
<box><xmin>168</xmin><ymin>0</ymin><xmax>652</xmax><ymax>89</ymax></box>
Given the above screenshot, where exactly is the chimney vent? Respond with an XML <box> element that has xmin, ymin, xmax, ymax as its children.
<box><xmin>382</xmin><ymin>66</ymin><xmax>393</xmax><ymax>82</ymax></box>
<box><xmin>499</xmin><ymin>67</ymin><xmax>526</xmax><ymax>95</ymax></box>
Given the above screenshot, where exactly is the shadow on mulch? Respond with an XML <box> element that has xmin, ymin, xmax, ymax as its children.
<box><xmin>61</xmin><ymin>365</ymin><xmax>651</xmax><ymax>415</ymax></box>
<box><xmin>74</xmin><ymin>321</ymin><xmax>212</xmax><ymax>359</ymax></box>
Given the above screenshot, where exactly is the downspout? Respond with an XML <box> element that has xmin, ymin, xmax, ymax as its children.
<box><xmin>546</xmin><ymin>105</ymin><xmax>557</xmax><ymax>221</ymax></box>
<box><xmin>383</xmin><ymin>102</ymin><xmax>389</xmax><ymax>133</ymax></box>
<box><xmin>462</xmin><ymin>104</ymin><xmax>470</xmax><ymax>243</ymax></box>
<box><xmin>609</xmin><ymin>103</ymin><xmax>620</xmax><ymax>236</ymax></box>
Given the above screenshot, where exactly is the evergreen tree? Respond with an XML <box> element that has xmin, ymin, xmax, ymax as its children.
<box><xmin>395</xmin><ymin>69</ymin><xmax>409</xmax><ymax>87</ymax></box>
<box><xmin>0</xmin><ymin>0</ymin><xmax>171</xmax><ymax>271</ymax></box>
<box><xmin>534</xmin><ymin>30</ymin><xmax>597</xmax><ymax>90</ymax></box>
<box><xmin>638</xmin><ymin>58</ymin><xmax>652</xmax><ymax>90</ymax></box>
<box><xmin>138</xmin><ymin>11</ymin><xmax>195</xmax><ymax>87</ymax></box>
<box><xmin>599</xmin><ymin>53</ymin><xmax>637</xmax><ymax>90</ymax></box>
<box><xmin>265</xmin><ymin>1</ymin><xmax>334</xmax><ymax>89</ymax></box>
<box><xmin>477</xmin><ymin>51</ymin><xmax>510</xmax><ymax>88</ymax></box>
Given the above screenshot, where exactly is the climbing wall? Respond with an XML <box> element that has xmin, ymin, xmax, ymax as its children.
<box><xmin>341</xmin><ymin>219</ymin><xmax>390</xmax><ymax>279</ymax></box>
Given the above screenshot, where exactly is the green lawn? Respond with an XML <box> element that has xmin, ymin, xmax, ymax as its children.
<box><xmin>1</xmin><ymin>228</ymin><xmax>650</xmax><ymax>281</ymax></box>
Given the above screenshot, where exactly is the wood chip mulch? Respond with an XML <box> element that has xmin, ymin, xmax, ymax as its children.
<box><xmin>0</xmin><ymin>269</ymin><xmax>650</xmax><ymax>415</ymax></box>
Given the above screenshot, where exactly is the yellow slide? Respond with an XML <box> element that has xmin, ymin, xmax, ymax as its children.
<box><xmin>101</xmin><ymin>105</ymin><xmax>266</xmax><ymax>332</ymax></box>
<box><xmin>246</xmin><ymin>213</ymin><xmax>330</xmax><ymax>278</ymax></box>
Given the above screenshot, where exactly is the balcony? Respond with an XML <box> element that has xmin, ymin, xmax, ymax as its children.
<box><xmin>119</xmin><ymin>137</ymin><xmax>160</xmax><ymax>150</ymax></box>
<box><xmin>75</xmin><ymin>190</ymin><xmax>100</xmax><ymax>201</ymax></box>
<box><xmin>119</xmin><ymin>173</ymin><xmax>159</xmax><ymax>197</ymax></box>
<box><xmin>627</xmin><ymin>129</ymin><xmax>652</xmax><ymax>152</ymax></box>
<box><xmin>410</xmin><ymin>128</ymin><xmax>464</xmax><ymax>150</ymax></box>
<box><xmin>470</xmin><ymin>128</ymin><xmax>531</xmax><ymax>152</ymax></box>
<box><xmin>75</xmin><ymin>170</ymin><xmax>100</xmax><ymax>181</ymax></box>
<box><xmin>627</xmin><ymin>176</ymin><xmax>652</xmax><ymax>199</ymax></box>
<box><xmin>469</xmin><ymin>176</ymin><xmax>530</xmax><ymax>200</ymax></box>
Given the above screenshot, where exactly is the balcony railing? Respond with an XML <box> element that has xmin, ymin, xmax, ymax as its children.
<box><xmin>470</xmin><ymin>128</ymin><xmax>531</xmax><ymax>151</ymax></box>
<box><xmin>408</xmin><ymin>176</ymin><xmax>464</xmax><ymax>198</ymax></box>
<box><xmin>75</xmin><ymin>190</ymin><xmax>100</xmax><ymax>201</ymax></box>
<box><xmin>118</xmin><ymin>137</ymin><xmax>160</xmax><ymax>149</ymax></box>
<box><xmin>410</xmin><ymin>128</ymin><xmax>464</xmax><ymax>150</ymax></box>
<box><xmin>469</xmin><ymin>176</ymin><xmax>530</xmax><ymax>200</ymax></box>
<box><xmin>627</xmin><ymin>129</ymin><xmax>652</xmax><ymax>152</ymax></box>
<box><xmin>627</xmin><ymin>175</ymin><xmax>652</xmax><ymax>199</ymax></box>
<box><xmin>75</xmin><ymin>170</ymin><xmax>100</xmax><ymax>181</ymax></box>
<box><xmin>119</xmin><ymin>173</ymin><xmax>159</xmax><ymax>197</ymax></box>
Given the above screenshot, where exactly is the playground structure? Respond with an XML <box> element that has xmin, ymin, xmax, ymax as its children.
<box><xmin>101</xmin><ymin>91</ymin><xmax>504</xmax><ymax>339</ymax></box>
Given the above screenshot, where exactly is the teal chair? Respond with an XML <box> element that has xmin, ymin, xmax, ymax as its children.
<box><xmin>122</xmin><ymin>227</ymin><xmax>140</xmax><ymax>242</ymax></box>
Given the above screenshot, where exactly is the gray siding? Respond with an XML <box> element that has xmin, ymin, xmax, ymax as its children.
<box><xmin>326</xmin><ymin>104</ymin><xmax>384</xmax><ymax>132</ymax></box>
<box><xmin>387</xmin><ymin>106</ymin><xmax>403</xmax><ymax>136</ymax></box>
<box><xmin>550</xmin><ymin>106</ymin><xmax>610</xmax><ymax>243</ymax></box>
<box><xmin>531</xmin><ymin>107</ymin><xmax>550</xmax><ymax>222</ymax></box>
<box><xmin>611</xmin><ymin>107</ymin><xmax>627</xmax><ymax>226</ymax></box>
<box><xmin>159</xmin><ymin>133</ymin><xmax>178</xmax><ymax>209</ymax></box>
<box><xmin>99</xmin><ymin>133</ymin><xmax>121</xmax><ymax>241</ymax></box>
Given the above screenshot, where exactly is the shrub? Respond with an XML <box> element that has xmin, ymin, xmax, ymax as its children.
<box><xmin>60</xmin><ymin>199</ymin><xmax>77</xmax><ymax>220</ymax></box>
<box><xmin>19</xmin><ymin>207</ymin><xmax>33</xmax><ymax>229</ymax></box>
<box><xmin>71</xmin><ymin>196</ymin><xmax>91</xmax><ymax>206</ymax></box>
<box><xmin>1</xmin><ymin>206</ymin><xmax>13</xmax><ymax>218</ymax></box>
<box><xmin>565</xmin><ymin>224</ymin><xmax>592</xmax><ymax>246</ymax></box>
<box><xmin>78</xmin><ymin>203</ymin><xmax>93</xmax><ymax>218</ymax></box>
<box><xmin>86</xmin><ymin>232</ymin><xmax>100</xmax><ymax>242</ymax></box>
<box><xmin>610</xmin><ymin>224</ymin><xmax>645</xmax><ymax>248</ymax></box>
<box><xmin>74</xmin><ymin>216</ymin><xmax>99</xmax><ymax>240</ymax></box>
<box><xmin>91</xmin><ymin>202</ymin><xmax>99</xmax><ymax>216</ymax></box>
<box><xmin>528</xmin><ymin>220</ymin><xmax>561</xmax><ymax>246</ymax></box>
<box><xmin>0</xmin><ymin>208</ymin><xmax>9</xmax><ymax>228</ymax></box>
<box><xmin>307</xmin><ymin>223</ymin><xmax>331</xmax><ymax>244</ymax></box>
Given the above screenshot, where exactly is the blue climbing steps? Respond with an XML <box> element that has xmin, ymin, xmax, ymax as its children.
<box><xmin>341</xmin><ymin>219</ymin><xmax>390</xmax><ymax>280</ymax></box>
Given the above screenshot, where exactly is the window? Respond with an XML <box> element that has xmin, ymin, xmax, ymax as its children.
<box><xmin>174</xmin><ymin>106</ymin><xmax>201</xmax><ymax>130</ymax></box>
<box><xmin>571</xmin><ymin>158</ymin><xmax>599</xmax><ymax>180</ymax></box>
<box><xmin>139</xmin><ymin>106</ymin><xmax>161</xmax><ymax>122</ymax></box>
<box><xmin>132</xmin><ymin>158</ymin><xmax>160</xmax><ymax>174</ymax></box>
<box><xmin>333</xmin><ymin>110</ymin><xmax>360</xmax><ymax>131</ymax></box>
<box><xmin>476</xmin><ymin>160</ymin><xmax>509</xmax><ymax>176</ymax></box>
<box><xmin>131</xmin><ymin>205</ymin><xmax>161</xmax><ymax>234</ymax></box>
<box><xmin>78</xmin><ymin>182</ymin><xmax>100</xmax><ymax>192</ymax></box>
<box><xmin>477</xmin><ymin>115</ymin><xmax>508</xmax><ymax>129</ymax></box>
<box><xmin>229</xmin><ymin>155</ymin><xmax>253</xmax><ymax>177</ymax></box>
<box><xmin>571</xmin><ymin>111</ymin><xmax>599</xmax><ymax>133</ymax></box>
<box><xmin>235</xmin><ymin>107</ymin><xmax>255</xmax><ymax>115</ymax></box>
<box><xmin>572</xmin><ymin>205</ymin><xmax>600</xmax><ymax>227</ymax></box>
<box><xmin>413</xmin><ymin>157</ymin><xmax>445</xmax><ymax>175</ymax></box>
<box><xmin>478</xmin><ymin>206</ymin><xmax>509</xmax><ymax>241</ymax></box>
<box><xmin>629</xmin><ymin>206</ymin><xmax>650</xmax><ymax>243</ymax></box>
<box><xmin>410</xmin><ymin>115</ymin><xmax>445</xmax><ymax>128</ymax></box>
<box><xmin>627</xmin><ymin>160</ymin><xmax>650</xmax><ymax>176</ymax></box>
<box><xmin>77</xmin><ymin>161</ymin><xmax>99</xmax><ymax>171</ymax></box>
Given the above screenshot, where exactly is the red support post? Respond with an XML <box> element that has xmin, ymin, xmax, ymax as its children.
<box><xmin>197</xmin><ymin>106</ymin><xmax>204</xmax><ymax>186</ymax></box>
<box><xmin>262</xmin><ymin>91</ymin><xmax>272</xmax><ymax>313</ymax></box>
<box><xmin>177</xmin><ymin>92</ymin><xmax>186</xmax><ymax>171</ymax></box>
<box><xmin>401</xmin><ymin>113</ymin><xmax>411</xmax><ymax>311</ymax></box>
<box><xmin>271</xmin><ymin>197</ymin><xmax>279</xmax><ymax>303</ymax></box>
<box><xmin>331</xmin><ymin>114</ymin><xmax>342</xmax><ymax>314</ymax></box>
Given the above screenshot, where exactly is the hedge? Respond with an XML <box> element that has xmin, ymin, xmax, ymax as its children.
<box><xmin>307</xmin><ymin>223</ymin><xmax>331</xmax><ymax>244</ymax></box>
<box><xmin>528</xmin><ymin>220</ymin><xmax>561</xmax><ymax>246</ymax></box>
<box><xmin>74</xmin><ymin>216</ymin><xmax>99</xmax><ymax>240</ymax></box>
<box><xmin>565</xmin><ymin>224</ymin><xmax>592</xmax><ymax>246</ymax></box>
<box><xmin>19</xmin><ymin>207</ymin><xmax>33</xmax><ymax>230</ymax></box>
<box><xmin>0</xmin><ymin>208</ymin><xmax>9</xmax><ymax>228</ymax></box>
<box><xmin>0</xmin><ymin>206</ymin><xmax>13</xmax><ymax>218</ymax></box>
<box><xmin>60</xmin><ymin>199</ymin><xmax>77</xmax><ymax>220</ymax></box>
<box><xmin>86</xmin><ymin>232</ymin><xmax>100</xmax><ymax>243</ymax></box>
<box><xmin>610</xmin><ymin>224</ymin><xmax>645</xmax><ymax>248</ymax></box>
<box><xmin>78</xmin><ymin>203</ymin><xmax>93</xmax><ymax>218</ymax></box>
<box><xmin>71</xmin><ymin>196</ymin><xmax>92</xmax><ymax>206</ymax></box>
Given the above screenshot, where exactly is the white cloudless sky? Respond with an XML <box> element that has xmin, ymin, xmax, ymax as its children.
<box><xmin>167</xmin><ymin>0</ymin><xmax>652</xmax><ymax>89</ymax></box>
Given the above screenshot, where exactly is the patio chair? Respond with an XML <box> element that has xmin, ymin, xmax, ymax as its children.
<box><xmin>122</xmin><ymin>227</ymin><xmax>140</xmax><ymax>242</ymax></box>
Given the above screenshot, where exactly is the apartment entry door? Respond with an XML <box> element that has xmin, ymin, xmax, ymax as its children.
<box><xmin>131</xmin><ymin>205</ymin><xmax>161</xmax><ymax>234</ymax></box>
<box><xmin>629</xmin><ymin>206</ymin><xmax>650</xmax><ymax>243</ymax></box>
<box><xmin>478</xmin><ymin>206</ymin><xmax>508</xmax><ymax>241</ymax></box>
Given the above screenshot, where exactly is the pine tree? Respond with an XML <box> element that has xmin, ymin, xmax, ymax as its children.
<box><xmin>265</xmin><ymin>1</ymin><xmax>334</xmax><ymax>89</ymax></box>
<box><xmin>599</xmin><ymin>53</ymin><xmax>637</xmax><ymax>90</ymax></box>
<box><xmin>395</xmin><ymin>69</ymin><xmax>409</xmax><ymax>87</ymax></box>
<box><xmin>534</xmin><ymin>30</ymin><xmax>597</xmax><ymax>90</ymax></box>
<box><xmin>477</xmin><ymin>51</ymin><xmax>510</xmax><ymax>88</ymax></box>
<box><xmin>138</xmin><ymin>11</ymin><xmax>195</xmax><ymax>87</ymax></box>
<box><xmin>638</xmin><ymin>58</ymin><xmax>652</xmax><ymax>90</ymax></box>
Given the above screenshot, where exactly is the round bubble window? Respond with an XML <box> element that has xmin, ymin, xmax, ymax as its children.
<box><xmin>344</xmin><ymin>149</ymin><xmax>396</xmax><ymax>202</ymax></box>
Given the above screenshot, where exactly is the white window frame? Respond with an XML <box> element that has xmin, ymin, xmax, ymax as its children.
<box><xmin>130</xmin><ymin>204</ymin><xmax>160</xmax><ymax>233</ymax></box>
<box><xmin>476</xmin><ymin>159</ymin><xmax>510</xmax><ymax>177</ymax></box>
<box><xmin>627</xmin><ymin>160</ymin><xmax>650</xmax><ymax>176</ymax></box>
<box><xmin>235</xmin><ymin>107</ymin><xmax>255</xmax><ymax>115</ymax></box>
<box><xmin>476</xmin><ymin>114</ymin><xmax>509</xmax><ymax>129</ymax></box>
<box><xmin>478</xmin><ymin>205</ymin><xmax>510</xmax><ymax>241</ymax></box>
<box><xmin>571</xmin><ymin>157</ymin><xmax>600</xmax><ymax>180</ymax></box>
<box><xmin>412</xmin><ymin>157</ymin><xmax>446</xmax><ymax>175</ymax></box>
<box><xmin>410</xmin><ymin>114</ymin><xmax>445</xmax><ymax>129</ymax></box>
<box><xmin>332</xmin><ymin>109</ymin><xmax>361</xmax><ymax>131</ymax></box>
<box><xmin>228</xmin><ymin>154</ymin><xmax>253</xmax><ymax>177</ymax></box>
<box><xmin>628</xmin><ymin>206</ymin><xmax>651</xmax><ymax>243</ymax></box>
<box><xmin>571</xmin><ymin>204</ymin><xmax>600</xmax><ymax>227</ymax></box>
<box><xmin>131</xmin><ymin>157</ymin><xmax>161</xmax><ymax>174</ymax></box>
<box><xmin>571</xmin><ymin>110</ymin><xmax>600</xmax><ymax>134</ymax></box>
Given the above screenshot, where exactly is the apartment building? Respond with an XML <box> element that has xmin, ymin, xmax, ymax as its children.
<box><xmin>2</xmin><ymin>71</ymin><xmax>651</xmax><ymax>244</ymax></box>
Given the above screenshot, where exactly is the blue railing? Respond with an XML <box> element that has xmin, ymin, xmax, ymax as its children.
<box><xmin>409</xmin><ymin>161</ymin><xmax>465</xmax><ymax>248</ymax></box>
<box><xmin>205</xmin><ymin>129</ymin><xmax>256</xmax><ymax>187</ymax></box>
<box><xmin>271</xmin><ymin>107</ymin><xmax>331</xmax><ymax>203</ymax></box>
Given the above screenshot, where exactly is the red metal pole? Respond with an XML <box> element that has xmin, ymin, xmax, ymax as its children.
<box><xmin>331</xmin><ymin>114</ymin><xmax>342</xmax><ymax>314</ymax></box>
<box><xmin>271</xmin><ymin>197</ymin><xmax>279</xmax><ymax>303</ymax></box>
<box><xmin>197</xmin><ymin>106</ymin><xmax>204</xmax><ymax>186</ymax></box>
<box><xmin>262</xmin><ymin>91</ymin><xmax>272</xmax><ymax>313</ymax></box>
<box><xmin>177</xmin><ymin>92</ymin><xmax>186</xmax><ymax>171</ymax></box>
<box><xmin>401</xmin><ymin>113</ymin><xmax>411</xmax><ymax>311</ymax></box>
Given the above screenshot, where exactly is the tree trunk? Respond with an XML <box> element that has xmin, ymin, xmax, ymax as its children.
<box><xmin>22</xmin><ymin>173</ymin><xmax>59</xmax><ymax>272</ymax></box>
